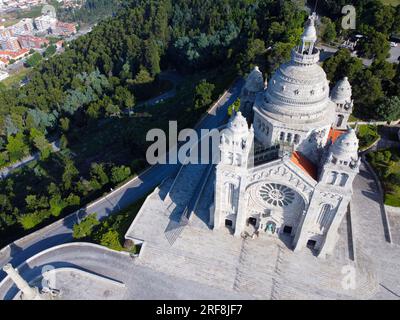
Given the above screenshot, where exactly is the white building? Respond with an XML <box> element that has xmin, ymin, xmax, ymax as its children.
<box><xmin>212</xmin><ymin>13</ymin><xmax>358</xmax><ymax>258</ymax></box>
<box><xmin>34</xmin><ymin>15</ymin><xmax>57</xmax><ymax>33</ymax></box>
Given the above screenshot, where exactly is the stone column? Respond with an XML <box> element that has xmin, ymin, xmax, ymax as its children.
<box><xmin>3</xmin><ymin>264</ymin><xmax>40</xmax><ymax>300</ymax></box>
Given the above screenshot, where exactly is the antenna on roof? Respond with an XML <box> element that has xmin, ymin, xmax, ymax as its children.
<box><xmin>313</xmin><ymin>0</ymin><xmax>319</xmax><ymax>13</ymax></box>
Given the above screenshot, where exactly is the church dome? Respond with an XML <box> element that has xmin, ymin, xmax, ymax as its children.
<box><xmin>330</xmin><ymin>128</ymin><xmax>358</xmax><ymax>161</ymax></box>
<box><xmin>331</xmin><ymin>77</ymin><xmax>352</xmax><ymax>104</ymax></box>
<box><xmin>261</xmin><ymin>56</ymin><xmax>331</xmax><ymax>123</ymax></box>
<box><xmin>257</xmin><ymin>13</ymin><xmax>334</xmax><ymax>125</ymax></box>
<box><xmin>244</xmin><ymin>66</ymin><xmax>264</xmax><ymax>92</ymax></box>
<box><xmin>226</xmin><ymin>111</ymin><xmax>249</xmax><ymax>136</ymax></box>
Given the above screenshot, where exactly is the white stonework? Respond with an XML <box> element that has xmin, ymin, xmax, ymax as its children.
<box><xmin>215</xmin><ymin>14</ymin><xmax>359</xmax><ymax>258</ymax></box>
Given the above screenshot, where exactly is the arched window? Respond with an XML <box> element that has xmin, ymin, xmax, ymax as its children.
<box><xmin>317</xmin><ymin>204</ymin><xmax>333</xmax><ymax>230</ymax></box>
<box><xmin>327</xmin><ymin>171</ymin><xmax>338</xmax><ymax>185</ymax></box>
<box><xmin>280</xmin><ymin>132</ymin><xmax>285</xmax><ymax>141</ymax></box>
<box><xmin>339</xmin><ymin>173</ymin><xmax>349</xmax><ymax>187</ymax></box>
<box><xmin>225</xmin><ymin>183</ymin><xmax>235</xmax><ymax>212</ymax></box>
<box><xmin>294</xmin><ymin>134</ymin><xmax>300</xmax><ymax>144</ymax></box>
<box><xmin>337</xmin><ymin>114</ymin><xmax>344</xmax><ymax>127</ymax></box>
<box><xmin>287</xmin><ymin>133</ymin><xmax>292</xmax><ymax>143</ymax></box>
<box><xmin>225</xmin><ymin>152</ymin><xmax>234</xmax><ymax>165</ymax></box>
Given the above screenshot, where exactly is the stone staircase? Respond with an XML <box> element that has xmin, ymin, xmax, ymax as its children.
<box><xmin>232</xmin><ymin>238</ymin><xmax>279</xmax><ymax>299</ymax></box>
<box><xmin>164</xmin><ymin>163</ymin><xmax>209</xmax><ymax>209</ymax></box>
<box><xmin>163</xmin><ymin>163</ymin><xmax>210</xmax><ymax>245</ymax></box>
<box><xmin>137</xmin><ymin>231</ymin><xmax>243</xmax><ymax>290</ymax></box>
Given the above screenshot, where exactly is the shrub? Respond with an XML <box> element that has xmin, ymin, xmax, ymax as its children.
<box><xmin>72</xmin><ymin>213</ymin><xmax>99</xmax><ymax>239</ymax></box>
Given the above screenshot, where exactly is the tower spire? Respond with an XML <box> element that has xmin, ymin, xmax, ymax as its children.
<box><xmin>298</xmin><ymin>12</ymin><xmax>318</xmax><ymax>55</ymax></box>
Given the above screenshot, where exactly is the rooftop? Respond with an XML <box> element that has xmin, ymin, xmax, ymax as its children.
<box><xmin>290</xmin><ymin>151</ymin><xmax>317</xmax><ymax>180</ymax></box>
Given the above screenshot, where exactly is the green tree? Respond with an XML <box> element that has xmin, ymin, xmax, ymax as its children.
<box><xmin>25</xmin><ymin>52</ymin><xmax>42</xmax><ymax>67</ymax></box>
<box><xmin>44</xmin><ymin>45</ymin><xmax>57</xmax><ymax>57</ymax></box>
<box><xmin>194</xmin><ymin>80</ymin><xmax>215</xmax><ymax>110</ymax></box>
<box><xmin>49</xmin><ymin>194</ymin><xmax>66</xmax><ymax>217</ymax></box>
<box><xmin>6</xmin><ymin>132</ymin><xmax>29</xmax><ymax>162</ymax></box>
<box><xmin>237</xmin><ymin>38</ymin><xmax>266</xmax><ymax>75</ymax></box>
<box><xmin>29</xmin><ymin>128</ymin><xmax>52</xmax><ymax>160</ymax></box>
<box><xmin>62</xmin><ymin>158</ymin><xmax>79</xmax><ymax>190</ymax></box>
<box><xmin>72</xmin><ymin>213</ymin><xmax>100</xmax><ymax>239</ymax></box>
<box><xmin>144</xmin><ymin>38</ymin><xmax>161</xmax><ymax>77</ymax></box>
<box><xmin>90</xmin><ymin>163</ymin><xmax>109</xmax><ymax>189</ymax></box>
<box><xmin>266</xmin><ymin>42</ymin><xmax>292</xmax><ymax>73</ymax></box>
<box><xmin>111</xmin><ymin>165</ymin><xmax>131</xmax><ymax>185</ymax></box>
<box><xmin>375</xmin><ymin>96</ymin><xmax>400</xmax><ymax>121</ymax></box>
<box><xmin>320</xmin><ymin>17</ymin><xmax>336</xmax><ymax>43</ymax></box>
<box><xmin>357</xmin><ymin>28</ymin><xmax>390</xmax><ymax>60</ymax></box>
<box><xmin>99</xmin><ymin>230</ymin><xmax>123</xmax><ymax>251</ymax></box>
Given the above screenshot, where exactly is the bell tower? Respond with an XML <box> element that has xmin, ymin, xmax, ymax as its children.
<box><xmin>331</xmin><ymin>77</ymin><xmax>354</xmax><ymax>129</ymax></box>
<box><xmin>294</xmin><ymin>128</ymin><xmax>360</xmax><ymax>257</ymax></box>
<box><xmin>211</xmin><ymin>111</ymin><xmax>254</xmax><ymax>236</ymax></box>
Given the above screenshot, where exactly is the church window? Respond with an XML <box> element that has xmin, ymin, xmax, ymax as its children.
<box><xmin>235</xmin><ymin>154</ymin><xmax>242</xmax><ymax>166</ymax></box>
<box><xmin>294</xmin><ymin>134</ymin><xmax>300</xmax><ymax>144</ymax></box>
<box><xmin>225</xmin><ymin>183</ymin><xmax>235</xmax><ymax>211</ymax></box>
<box><xmin>225</xmin><ymin>152</ymin><xmax>234</xmax><ymax>165</ymax></box>
<box><xmin>337</xmin><ymin>114</ymin><xmax>344</xmax><ymax>127</ymax></box>
<box><xmin>259</xmin><ymin>183</ymin><xmax>296</xmax><ymax>207</ymax></box>
<box><xmin>280</xmin><ymin>132</ymin><xmax>285</xmax><ymax>141</ymax></box>
<box><xmin>287</xmin><ymin>133</ymin><xmax>293</xmax><ymax>143</ymax></box>
<box><xmin>327</xmin><ymin>171</ymin><xmax>338</xmax><ymax>185</ymax></box>
<box><xmin>317</xmin><ymin>204</ymin><xmax>334</xmax><ymax>230</ymax></box>
<box><xmin>339</xmin><ymin>173</ymin><xmax>349</xmax><ymax>187</ymax></box>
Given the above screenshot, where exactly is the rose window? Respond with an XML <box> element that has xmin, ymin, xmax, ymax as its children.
<box><xmin>259</xmin><ymin>183</ymin><xmax>296</xmax><ymax>207</ymax></box>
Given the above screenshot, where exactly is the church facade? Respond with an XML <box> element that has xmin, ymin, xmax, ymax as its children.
<box><xmin>211</xmin><ymin>14</ymin><xmax>360</xmax><ymax>258</ymax></box>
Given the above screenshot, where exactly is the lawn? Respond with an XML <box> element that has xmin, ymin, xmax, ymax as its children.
<box><xmin>0</xmin><ymin>68</ymin><xmax>31</xmax><ymax>90</ymax></box>
<box><xmin>367</xmin><ymin>148</ymin><xmax>400</xmax><ymax>207</ymax></box>
<box><xmin>357</xmin><ymin>124</ymin><xmax>380</xmax><ymax>151</ymax></box>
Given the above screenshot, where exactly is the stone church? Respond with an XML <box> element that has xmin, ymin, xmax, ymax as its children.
<box><xmin>211</xmin><ymin>14</ymin><xmax>360</xmax><ymax>258</ymax></box>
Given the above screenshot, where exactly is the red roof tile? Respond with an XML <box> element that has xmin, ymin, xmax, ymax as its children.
<box><xmin>328</xmin><ymin>128</ymin><xmax>346</xmax><ymax>143</ymax></box>
<box><xmin>291</xmin><ymin>151</ymin><xmax>318</xmax><ymax>180</ymax></box>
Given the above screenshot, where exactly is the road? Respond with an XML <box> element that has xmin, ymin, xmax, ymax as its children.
<box><xmin>0</xmin><ymin>78</ymin><xmax>244</xmax><ymax>281</ymax></box>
